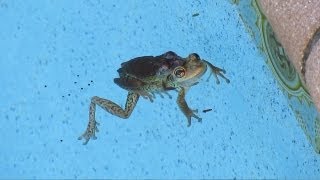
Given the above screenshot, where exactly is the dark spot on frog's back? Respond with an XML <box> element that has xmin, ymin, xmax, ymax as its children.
<box><xmin>117</xmin><ymin>56</ymin><xmax>170</xmax><ymax>78</ymax></box>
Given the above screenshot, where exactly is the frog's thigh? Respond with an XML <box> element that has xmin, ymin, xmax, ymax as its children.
<box><xmin>92</xmin><ymin>92</ymin><xmax>139</xmax><ymax>119</ymax></box>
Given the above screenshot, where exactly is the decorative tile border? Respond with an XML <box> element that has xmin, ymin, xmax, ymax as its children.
<box><xmin>231</xmin><ymin>0</ymin><xmax>320</xmax><ymax>153</ymax></box>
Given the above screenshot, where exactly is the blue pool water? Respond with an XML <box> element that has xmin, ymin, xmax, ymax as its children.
<box><xmin>1</xmin><ymin>0</ymin><xmax>320</xmax><ymax>178</ymax></box>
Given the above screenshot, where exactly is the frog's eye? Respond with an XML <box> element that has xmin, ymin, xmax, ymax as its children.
<box><xmin>174</xmin><ymin>67</ymin><xmax>186</xmax><ymax>78</ymax></box>
<box><xmin>189</xmin><ymin>53</ymin><xmax>200</xmax><ymax>61</ymax></box>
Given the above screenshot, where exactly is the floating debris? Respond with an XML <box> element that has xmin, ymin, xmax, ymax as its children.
<box><xmin>202</xmin><ymin>108</ymin><xmax>212</xmax><ymax>113</ymax></box>
<box><xmin>192</xmin><ymin>13</ymin><xmax>200</xmax><ymax>17</ymax></box>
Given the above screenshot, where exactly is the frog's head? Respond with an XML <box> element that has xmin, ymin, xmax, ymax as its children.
<box><xmin>168</xmin><ymin>53</ymin><xmax>207</xmax><ymax>88</ymax></box>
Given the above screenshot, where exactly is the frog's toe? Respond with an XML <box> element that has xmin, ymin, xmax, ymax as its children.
<box><xmin>82</xmin><ymin>136</ymin><xmax>94</xmax><ymax>145</ymax></box>
<box><xmin>140</xmin><ymin>92</ymin><xmax>154</xmax><ymax>102</ymax></box>
<box><xmin>204</xmin><ymin>60</ymin><xmax>230</xmax><ymax>84</ymax></box>
<box><xmin>185</xmin><ymin>109</ymin><xmax>202</xmax><ymax>126</ymax></box>
<box><xmin>78</xmin><ymin>132</ymin><xmax>97</xmax><ymax>145</ymax></box>
<box><xmin>187</xmin><ymin>119</ymin><xmax>191</xmax><ymax>127</ymax></box>
<box><xmin>78</xmin><ymin>120</ymin><xmax>99</xmax><ymax>145</ymax></box>
<box><xmin>78</xmin><ymin>134</ymin><xmax>89</xmax><ymax>145</ymax></box>
<box><xmin>215</xmin><ymin>72</ymin><xmax>230</xmax><ymax>84</ymax></box>
<box><xmin>144</xmin><ymin>96</ymin><xmax>154</xmax><ymax>102</ymax></box>
<box><xmin>92</xmin><ymin>135</ymin><xmax>97</xmax><ymax>140</ymax></box>
<box><xmin>95</xmin><ymin>122</ymin><xmax>100</xmax><ymax>132</ymax></box>
<box><xmin>192</xmin><ymin>113</ymin><xmax>202</xmax><ymax>123</ymax></box>
<box><xmin>81</xmin><ymin>136</ymin><xmax>90</xmax><ymax>145</ymax></box>
<box><xmin>164</xmin><ymin>91</ymin><xmax>172</xmax><ymax>99</ymax></box>
<box><xmin>153</xmin><ymin>92</ymin><xmax>164</xmax><ymax>98</ymax></box>
<box><xmin>191</xmin><ymin>109</ymin><xmax>202</xmax><ymax>121</ymax></box>
<box><xmin>159</xmin><ymin>93</ymin><xmax>164</xmax><ymax>98</ymax></box>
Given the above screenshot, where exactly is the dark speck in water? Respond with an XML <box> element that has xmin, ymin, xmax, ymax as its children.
<box><xmin>202</xmin><ymin>108</ymin><xmax>212</xmax><ymax>113</ymax></box>
<box><xmin>192</xmin><ymin>13</ymin><xmax>200</xmax><ymax>17</ymax></box>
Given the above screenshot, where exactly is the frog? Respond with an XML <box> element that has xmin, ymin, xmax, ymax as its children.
<box><xmin>78</xmin><ymin>51</ymin><xmax>230</xmax><ymax>145</ymax></box>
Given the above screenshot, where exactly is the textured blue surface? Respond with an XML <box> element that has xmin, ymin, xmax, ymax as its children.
<box><xmin>1</xmin><ymin>0</ymin><xmax>320</xmax><ymax>178</ymax></box>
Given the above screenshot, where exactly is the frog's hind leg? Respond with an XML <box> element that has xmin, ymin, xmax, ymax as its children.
<box><xmin>78</xmin><ymin>92</ymin><xmax>139</xmax><ymax>145</ymax></box>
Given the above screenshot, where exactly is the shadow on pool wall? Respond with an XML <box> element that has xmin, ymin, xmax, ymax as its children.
<box><xmin>231</xmin><ymin>0</ymin><xmax>320</xmax><ymax>153</ymax></box>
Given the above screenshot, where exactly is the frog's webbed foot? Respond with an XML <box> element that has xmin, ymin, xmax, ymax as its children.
<box><xmin>177</xmin><ymin>87</ymin><xmax>202</xmax><ymax>127</ymax></box>
<box><xmin>78</xmin><ymin>121</ymin><xmax>100</xmax><ymax>145</ymax></box>
<box><xmin>203</xmin><ymin>60</ymin><xmax>230</xmax><ymax>84</ymax></box>
<box><xmin>186</xmin><ymin>109</ymin><xmax>202</xmax><ymax>127</ymax></box>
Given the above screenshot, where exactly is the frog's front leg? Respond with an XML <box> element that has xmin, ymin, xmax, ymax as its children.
<box><xmin>78</xmin><ymin>92</ymin><xmax>139</xmax><ymax>145</ymax></box>
<box><xmin>176</xmin><ymin>87</ymin><xmax>202</xmax><ymax>127</ymax></box>
<box><xmin>203</xmin><ymin>60</ymin><xmax>230</xmax><ymax>84</ymax></box>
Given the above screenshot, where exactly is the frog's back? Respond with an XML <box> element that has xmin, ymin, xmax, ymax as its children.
<box><xmin>117</xmin><ymin>54</ymin><xmax>184</xmax><ymax>80</ymax></box>
<box><xmin>117</xmin><ymin>56</ymin><xmax>165</xmax><ymax>79</ymax></box>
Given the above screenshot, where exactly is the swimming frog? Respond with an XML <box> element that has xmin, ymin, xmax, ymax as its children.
<box><xmin>79</xmin><ymin>51</ymin><xmax>229</xmax><ymax>144</ymax></box>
